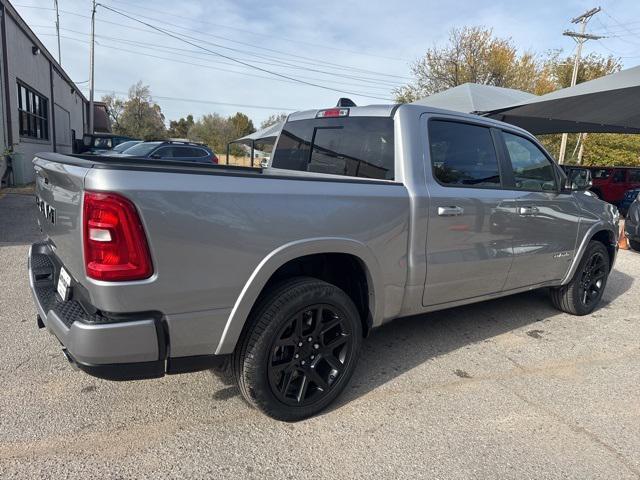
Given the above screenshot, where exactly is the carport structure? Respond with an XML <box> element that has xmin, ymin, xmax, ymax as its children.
<box><xmin>226</xmin><ymin>121</ymin><xmax>284</xmax><ymax>166</ymax></box>
<box><xmin>484</xmin><ymin>65</ymin><xmax>640</xmax><ymax>135</ymax></box>
<box><xmin>413</xmin><ymin>66</ymin><xmax>640</xmax><ymax>135</ymax></box>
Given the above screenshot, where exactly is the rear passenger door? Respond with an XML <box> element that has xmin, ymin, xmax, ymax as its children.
<box><xmin>423</xmin><ymin>119</ymin><xmax>515</xmax><ymax>307</ymax></box>
<box><xmin>499</xmin><ymin>131</ymin><xmax>581</xmax><ymax>288</ymax></box>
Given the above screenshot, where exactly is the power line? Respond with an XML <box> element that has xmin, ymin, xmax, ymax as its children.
<box><xmin>95</xmin><ymin>0</ymin><xmax>413</xmax><ymax>63</ymax></box>
<box><xmin>33</xmin><ymin>25</ymin><xmax>402</xmax><ymax>90</ymax></box>
<box><xmin>84</xmin><ymin>88</ymin><xmax>300</xmax><ymax>111</ymax></box>
<box><xmin>13</xmin><ymin>3</ymin><xmax>411</xmax><ymax>82</ymax></box>
<box><xmin>37</xmin><ymin>32</ymin><xmax>396</xmax><ymax>96</ymax></box>
<box><xmin>95</xmin><ymin>3</ymin><xmax>393</xmax><ymax>101</ymax></box>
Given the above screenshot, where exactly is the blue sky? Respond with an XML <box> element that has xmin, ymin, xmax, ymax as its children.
<box><xmin>13</xmin><ymin>0</ymin><xmax>640</xmax><ymax>126</ymax></box>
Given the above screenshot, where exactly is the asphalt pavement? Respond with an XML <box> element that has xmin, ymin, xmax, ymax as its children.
<box><xmin>1</xmin><ymin>191</ymin><xmax>639</xmax><ymax>479</ymax></box>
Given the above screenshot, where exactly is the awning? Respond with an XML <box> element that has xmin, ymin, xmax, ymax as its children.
<box><xmin>412</xmin><ymin>83</ymin><xmax>537</xmax><ymax>114</ymax></box>
<box><xmin>233</xmin><ymin>121</ymin><xmax>284</xmax><ymax>144</ymax></box>
<box><xmin>226</xmin><ymin>121</ymin><xmax>284</xmax><ymax>166</ymax></box>
<box><xmin>484</xmin><ymin>66</ymin><xmax>640</xmax><ymax>134</ymax></box>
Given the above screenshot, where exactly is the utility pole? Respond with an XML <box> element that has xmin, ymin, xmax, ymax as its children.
<box><xmin>53</xmin><ymin>0</ymin><xmax>61</xmax><ymax>64</ymax></box>
<box><xmin>88</xmin><ymin>0</ymin><xmax>96</xmax><ymax>134</ymax></box>
<box><xmin>557</xmin><ymin>7</ymin><xmax>604</xmax><ymax>165</ymax></box>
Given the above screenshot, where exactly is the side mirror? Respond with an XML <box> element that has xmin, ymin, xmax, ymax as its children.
<box><xmin>565</xmin><ymin>168</ymin><xmax>592</xmax><ymax>191</ymax></box>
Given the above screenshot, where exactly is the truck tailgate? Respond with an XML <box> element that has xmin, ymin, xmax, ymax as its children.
<box><xmin>33</xmin><ymin>155</ymin><xmax>89</xmax><ymax>282</ymax></box>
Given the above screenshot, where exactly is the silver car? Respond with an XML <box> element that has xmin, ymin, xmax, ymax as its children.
<box><xmin>29</xmin><ymin>104</ymin><xmax>619</xmax><ymax>420</ymax></box>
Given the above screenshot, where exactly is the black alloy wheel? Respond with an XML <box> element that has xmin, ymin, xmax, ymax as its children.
<box><xmin>267</xmin><ymin>304</ymin><xmax>354</xmax><ymax>406</ymax></box>
<box><xmin>577</xmin><ymin>250</ymin><xmax>607</xmax><ymax>308</ymax></box>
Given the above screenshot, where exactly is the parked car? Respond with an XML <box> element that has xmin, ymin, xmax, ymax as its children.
<box><xmin>29</xmin><ymin>103</ymin><xmax>619</xmax><ymax>421</ymax></box>
<box><xmin>116</xmin><ymin>140</ymin><xmax>218</xmax><ymax>164</ymax></box>
<box><xmin>624</xmin><ymin>192</ymin><xmax>640</xmax><ymax>251</ymax></box>
<box><xmin>619</xmin><ymin>187</ymin><xmax>640</xmax><ymax>217</ymax></box>
<box><xmin>585</xmin><ymin>166</ymin><xmax>640</xmax><ymax>205</ymax></box>
<box><xmin>104</xmin><ymin>140</ymin><xmax>142</xmax><ymax>155</ymax></box>
<box><xmin>76</xmin><ymin>133</ymin><xmax>135</xmax><ymax>155</ymax></box>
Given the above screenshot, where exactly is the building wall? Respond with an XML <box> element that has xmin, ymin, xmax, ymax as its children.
<box><xmin>1</xmin><ymin>3</ymin><xmax>87</xmax><ymax>185</ymax></box>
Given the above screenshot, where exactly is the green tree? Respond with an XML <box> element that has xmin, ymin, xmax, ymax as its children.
<box><xmin>111</xmin><ymin>82</ymin><xmax>166</xmax><ymax>140</ymax></box>
<box><xmin>393</xmin><ymin>26</ymin><xmax>553</xmax><ymax>103</ymax></box>
<box><xmin>229</xmin><ymin>112</ymin><xmax>255</xmax><ymax>140</ymax></box>
<box><xmin>167</xmin><ymin>114</ymin><xmax>194</xmax><ymax>139</ymax></box>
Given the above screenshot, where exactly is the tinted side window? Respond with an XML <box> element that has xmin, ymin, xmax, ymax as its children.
<box><xmin>153</xmin><ymin>147</ymin><xmax>173</xmax><ymax>158</ymax></box>
<box><xmin>272</xmin><ymin>117</ymin><xmax>394</xmax><ymax>180</ymax></box>
<box><xmin>629</xmin><ymin>169</ymin><xmax>640</xmax><ymax>182</ymax></box>
<box><xmin>503</xmin><ymin>132</ymin><xmax>557</xmax><ymax>191</ymax></box>
<box><xmin>612</xmin><ymin>170</ymin><xmax>626</xmax><ymax>183</ymax></box>
<box><xmin>429</xmin><ymin>120</ymin><xmax>501</xmax><ymax>187</ymax></box>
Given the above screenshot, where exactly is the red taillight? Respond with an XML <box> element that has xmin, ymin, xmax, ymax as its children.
<box><xmin>83</xmin><ymin>191</ymin><xmax>153</xmax><ymax>281</ymax></box>
<box><xmin>211</xmin><ymin>154</ymin><xmax>219</xmax><ymax>164</ymax></box>
<box><xmin>316</xmin><ymin>108</ymin><xmax>349</xmax><ymax>118</ymax></box>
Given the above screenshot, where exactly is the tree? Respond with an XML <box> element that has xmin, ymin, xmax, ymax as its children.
<box><xmin>260</xmin><ymin>112</ymin><xmax>288</xmax><ymax>130</ymax></box>
<box><xmin>167</xmin><ymin>114</ymin><xmax>194</xmax><ymax>139</ymax></box>
<box><xmin>229</xmin><ymin>112</ymin><xmax>255</xmax><ymax>139</ymax></box>
<box><xmin>102</xmin><ymin>93</ymin><xmax>124</xmax><ymax>132</ymax></box>
<box><xmin>393</xmin><ymin>26</ymin><xmax>552</xmax><ymax>103</ymax></box>
<box><xmin>106</xmin><ymin>82</ymin><xmax>166</xmax><ymax>140</ymax></box>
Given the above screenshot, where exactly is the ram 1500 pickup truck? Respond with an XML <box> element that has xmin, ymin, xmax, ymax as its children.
<box><xmin>28</xmin><ymin>104</ymin><xmax>619</xmax><ymax>421</ymax></box>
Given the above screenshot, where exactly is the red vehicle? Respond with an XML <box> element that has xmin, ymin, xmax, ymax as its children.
<box><xmin>587</xmin><ymin>167</ymin><xmax>640</xmax><ymax>204</ymax></box>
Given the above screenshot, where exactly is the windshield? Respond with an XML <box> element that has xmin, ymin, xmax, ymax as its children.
<box><xmin>112</xmin><ymin>141</ymin><xmax>140</xmax><ymax>153</ymax></box>
<box><xmin>122</xmin><ymin>142</ymin><xmax>162</xmax><ymax>156</ymax></box>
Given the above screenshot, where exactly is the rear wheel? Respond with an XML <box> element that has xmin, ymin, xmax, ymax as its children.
<box><xmin>550</xmin><ymin>241</ymin><xmax>610</xmax><ymax>315</ymax></box>
<box><xmin>234</xmin><ymin>277</ymin><xmax>362</xmax><ymax>421</ymax></box>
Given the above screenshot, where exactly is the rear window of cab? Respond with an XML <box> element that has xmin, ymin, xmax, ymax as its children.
<box><xmin>271</xmin><ymin>117</ymin><xmax>395</xmax><ymax>180</ymax></box>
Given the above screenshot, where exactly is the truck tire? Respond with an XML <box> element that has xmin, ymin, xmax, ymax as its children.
<box><xmin>550</xmin><ymin>241</ymin><xmax>610</xmax><ymax>316</ymax></box>
<box><xmin>233</xmin><ymin>277</ymin><xmax>362</xmax><ymax>421</ymax></box>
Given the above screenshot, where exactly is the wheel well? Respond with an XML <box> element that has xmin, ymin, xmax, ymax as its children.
<box><xmin>591</xmin><ymin>230</ymin><xmax>616</xmax><ymax>270</ymax></box>
<box><xmin>261</xmin><ymin>253</ymin><xmax>372</xmax><ymax>336</ymax></box>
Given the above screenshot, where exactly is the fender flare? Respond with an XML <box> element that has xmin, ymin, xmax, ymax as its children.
<box><xmin>560</xmin><ymin>222</ymin><xmax>618</xmax><ymax>285</ymax></box>
<box><xmin>214</xmin><ymin>237</ymin><xmax>383</xmax><ymax>355</ymax></box>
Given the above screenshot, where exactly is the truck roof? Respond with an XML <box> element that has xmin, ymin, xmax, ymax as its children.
<box><xmin>287</xmin><ymin>103</ymin><xmax>535</xmax><ymax>138</ymax></box>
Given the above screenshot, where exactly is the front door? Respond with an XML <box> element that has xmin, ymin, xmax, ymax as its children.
<box><xmin>423</xmin><ymin>119</ymin><xmax>515</xmax><ymax>307</ymax></box>
<box><xmin>500</xmin><ymin>131</ymin><xmax>581</xmax><ymax>288</ymax></box>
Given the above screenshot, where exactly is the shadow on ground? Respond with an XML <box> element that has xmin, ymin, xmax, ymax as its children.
<box><xmin>328</xmin><ymin>266</ymin><xmax>634</xmax><ymax>411</ymax></box>
<box><xmin>207</xmin><ymin>265</ymin><xmax>634</xmax><ymax>412</ymax></box>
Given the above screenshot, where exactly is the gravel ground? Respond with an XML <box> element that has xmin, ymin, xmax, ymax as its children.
<box><xmin>1</xmin><ymin>191</ymin><xmax>639</xmax><ymax>479</ymax></box>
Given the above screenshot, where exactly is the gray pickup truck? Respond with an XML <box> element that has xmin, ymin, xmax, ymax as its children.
<box><xmin>28</xmin><ymin>104</ymin><xmax>619</xmax><ymax>420</ymax></box>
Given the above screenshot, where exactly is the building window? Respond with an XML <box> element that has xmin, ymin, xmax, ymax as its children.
<box><xmin>17</xmin><ymin>82</ymin><xmax>49</xmax><ymax>140</ymax></box>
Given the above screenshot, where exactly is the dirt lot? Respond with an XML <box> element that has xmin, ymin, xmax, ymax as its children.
<box><xmin>1</xmin><ymin>191</ymin><xmax>639</xmax><ymax>479</ymax></box>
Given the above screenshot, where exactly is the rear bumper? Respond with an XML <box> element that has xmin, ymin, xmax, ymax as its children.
<box><xmin>28</xmin><ymin>241</ymin><xmax>228</xmax><ymax>380</ymax></box>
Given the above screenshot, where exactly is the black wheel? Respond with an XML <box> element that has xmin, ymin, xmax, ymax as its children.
<box><xmin>629</xmin><ymin>239</ymin><xmax>640</xmax><ymax>252</ymax></box>
<box><xmin>550</xmin><ymin>241</ymin><xmax>610</xmax><ymax>315</ymax></box>
<box><xmin>234</xmin><ymin>277</ymin><xmax>362</xmax><ymax>421</ymax></box>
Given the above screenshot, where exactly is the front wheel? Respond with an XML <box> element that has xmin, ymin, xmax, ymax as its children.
<box><xmin>550</xmin><ymin>241</ymin><xmax>610</xmax><ymax>315</ymax></box>
<box><xmin>234</xmin><ymin>277</ymin><xmax>362</xmax><ymax>421</ymax></box>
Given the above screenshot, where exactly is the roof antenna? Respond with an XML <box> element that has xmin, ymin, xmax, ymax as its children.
<box><xmin>336</xmin><ymin>98</ymin><xmax>356</xmax><ymax>107</ymax></box>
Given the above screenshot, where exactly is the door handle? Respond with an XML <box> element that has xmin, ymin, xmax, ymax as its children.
<box><xmin>438</xmin><ymin>206</ymin><xmax>464</xmax><ymax>216</ymax></box>
<box><xmin>518</xmin><ymin>206</ymin><xmax>539</xmax><ymax>216</ymax></box>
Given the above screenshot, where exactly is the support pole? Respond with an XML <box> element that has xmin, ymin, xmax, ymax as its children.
<box><xmin>558</xmin><ymin>7</ymin><xmax>603</xmax><ymax>164</ymax></box>
<box><xmin>88</xmin><ymin>0</ymin><xmax>96</xmax><ymax>134</ymax></box>
<box><xmin>54</xmin><ymin>0</ymin><xmax>61</xmax><ymax>65</ymax></box>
